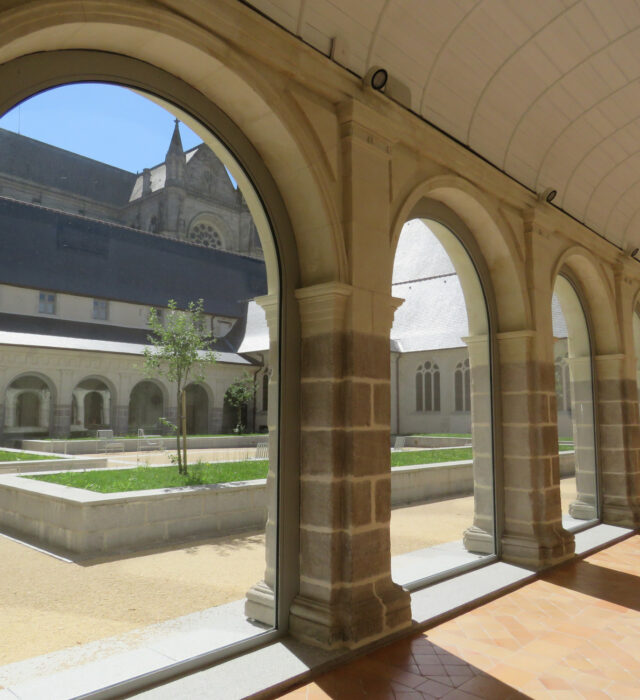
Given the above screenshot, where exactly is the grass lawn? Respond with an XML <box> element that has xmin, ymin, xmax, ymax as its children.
<box><xmin>0</xmin><ymin>450</ymin><xmax>58</xmax><ymax>462</ymax></box>
<box><xmin>26</xmin><ymin>459</ymin><xmax>270</xmax><ymax>492</ymax></box>
<box><xmin>24</xmin><ymin>444</ymin><xmax>575</xmax><ymax>492</ymax></box>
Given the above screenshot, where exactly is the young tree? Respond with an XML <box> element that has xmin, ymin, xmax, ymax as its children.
<box><xmin>224</xmin><ymin>372</ymin><xmax>256</xmax><ymax>434</ymax></box>
<box><xmin>142</xmin><ymin>298</ymin><xmax>216</xmax><ymax>475</ymax></box>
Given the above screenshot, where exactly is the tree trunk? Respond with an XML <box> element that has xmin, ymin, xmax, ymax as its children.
<box><xmin>181</xmin><ymin>388</ymin><xmax>188</xmax><ymax>473</ymax></box>
<box><xmin>176</xmin><ymin>388</ymin><xmax>183</xmax><ymax>474</ymax></box>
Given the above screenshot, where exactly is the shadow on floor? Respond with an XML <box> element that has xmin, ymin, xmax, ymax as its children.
<box><xmin>277</xmin><ymin>636</ymin><xmax>530</xmax><ymax>699</ymax></box>
<box><xmin>543</xmin><ymin>559</ymin><xmax>640</xmax><ymax>613</ymax></box>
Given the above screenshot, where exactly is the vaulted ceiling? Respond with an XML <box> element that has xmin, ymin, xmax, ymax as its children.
<box><xmin>245</xmin><ymin>0</ymin><xmax>640</xmax><ymax>251</ymax></box>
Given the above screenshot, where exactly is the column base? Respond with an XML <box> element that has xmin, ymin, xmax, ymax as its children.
<box><xmin>569</xmin><ymin>499</ymin><xmax>597</xmax><ymax>521</ymax></box>
<box><xmin>244</xmin><ymin>580</ymin><xmax>275</xmax><ymax>627</ymax></box>
<box><xmin>602</xmin><ymin>501</ymin><xmax>640</xmax><ymax>528</ymax></box>
<box><xmin>289</xmin><ymin>579</ymin><xmax>411</xmax><ymax>650</ymax></box>
<box><xmin>501</xmin><ymin>528</ymin><xmax>575</xmax><ymax>569</ymax></box>
<box><xmin>463</xmin><ymin>525</ymin><xmax>494</xmax><ymax>555</ymax></box>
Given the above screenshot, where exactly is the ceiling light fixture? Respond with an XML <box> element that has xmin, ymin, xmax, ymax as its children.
<box><xmin>370</xmin><ymin>68</ymin><xmax>388</xmax><ymax>91</ymax></box>
<box><xmin>538</xmin><ymin>187</ymin><xmax>557</xmax><ymax>204</ymax></box>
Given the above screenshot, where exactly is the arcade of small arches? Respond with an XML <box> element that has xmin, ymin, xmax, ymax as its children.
<box><xmin>2</xmin><ymin>375</ymin><xmax>215</xmax><ymax>437</ymax></box>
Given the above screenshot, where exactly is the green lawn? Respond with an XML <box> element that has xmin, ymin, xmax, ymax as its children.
<box><xmin>0</xmin><ymin>450</ymin><xmax>58</xmax><ymax>462</ymax></box>
<box><xmin>26</xmin><ymin>459</ymin><xmax>270</xmax><ymax>492</ymax></box>
<box><xmin>24</xmin><ymin>444</ymin><xmax>575</xmax><ymax>493</ymax></box>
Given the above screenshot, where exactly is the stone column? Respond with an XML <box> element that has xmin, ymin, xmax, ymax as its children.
<box><xmin>101</xmin><ymin>391</ymin><xmax>111</xmax><ymax>426</ymax></box>
<box><xmin>499</xmin><ymin>330</ymin><xmax>574</xmax><ymax>567</ymax></box>
<box><xmin>113</xmin><ymin>405</ymin><xmax>129</xmax><ymax>436</ymax></box>
<box><xmin>73</xmin><ymin>389</ymin><xmax>87</xmax><ymax>427</ymax></box>
<box><xmin>566</xmin><ymin>356</ymin><xmax>597</xmax><ymax>520</ymax></box>
<box><xmin>287</xmin><ymin>282</ymin><xmax>411</xmax><ymax>649</ymax></box>
<box><xmin>245</xmin><ymin>294</ymin><xmax>279</xmax><ymax>626</ymax></box>
<box><xmin>4</xmin><ymin>389</ymin><xmax>17</xmax><ymax>428</ymax></box>
<box><xmin>461</xmin><ymin>335</ymin><xmax>494</xmax><ymax>554</ymax></box>
<box><xmin>595</xmin><ymin>353</ymin><xmax>640</xmax><ymax>527</ymax></box>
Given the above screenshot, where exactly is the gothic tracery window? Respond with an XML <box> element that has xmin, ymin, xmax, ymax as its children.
<box><xmin>188</xmin><ymin>220</ymin><xmax>224</xmax><ymax>249</ymax></box>
<box><xmin>415</xmin><ymin>361</ymin><xmax>440</xmax><ymax>412</ymax></box>
<box><xmin>455</xmin><ymin>358</ymin><xmax>471</xmax><ymax>412</ymax></box>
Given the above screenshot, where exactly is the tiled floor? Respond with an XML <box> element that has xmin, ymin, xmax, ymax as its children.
<box><xmin>274</xmin><ymin>534</ymin><xmax>640</xmax><ymax>699</ymax></box>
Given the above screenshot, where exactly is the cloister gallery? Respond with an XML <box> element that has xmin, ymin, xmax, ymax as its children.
<box><xmin>0</xmin><ymin>1</ymin><xmax>638</xmax><ymax>699</ymax></box>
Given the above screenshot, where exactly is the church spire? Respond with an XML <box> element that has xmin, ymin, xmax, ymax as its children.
<box><xmin>166</xmin><ymin>118</ymin><xmax>184</xmax><ymax>159</ymax></box>
<box><xmin>165</xmin><ymin>118</ymin><xmax>186</xmax><ymax>185</ymax></box>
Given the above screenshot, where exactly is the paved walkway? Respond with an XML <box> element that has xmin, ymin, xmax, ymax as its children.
<box><xmin>275</xmin><ymin>534</ymin><xmax>640</xmax><ymax>699</ymax></box>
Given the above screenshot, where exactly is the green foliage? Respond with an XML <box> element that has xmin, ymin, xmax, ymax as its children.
<box><xmin>224</xmin><ymin>372</ymin><xmax>256</xmax><ymax>434</ymax></box>
<box><xmin>26</xmin><ymin>459</ymin><xmax>269</xmax><ymax>493</ymax></box>
<box><xmin>142</xmin><ymin>298</ymin><xmax>217</xmax><ymax>474</ymax></box>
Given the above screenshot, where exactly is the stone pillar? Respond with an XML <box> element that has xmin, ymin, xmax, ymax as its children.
<box><xmin>113</xmin><ymin>405</ymin><xmax>129</xmax><ymax>436</ymax></box>
<box><xmin>595</xmin><ymin>353</ymin><xmax>640</xmax><ymax>527</ymax></box>
<box><xmin>499</xmin><ymin>330</ymin><xmax>574</xmax><ymax>568</ymax></box>
<box><xmin>4</xmin><ymin>388</ymin><xmax>17</xmax><ymax>427</ymax></box>
<box><xmin>461</xmin><ymin>335</ymin><xmax>494</xmax><ymax>554</ymax></box>
<box><xmin>245</xmin><ymin>294</ymin><xmax>279</xmax><ymax>626</ymax></box>
<box><xmin>566</xmin><ymin>356</ymin><xmax>597</xmax><ymax>520</ymax></box>
<box><xmin>287</xmin><ymin>282</ymin><xmax>411</xmax><ymax>649</ymax></box>
<box><xmin>52</xmin><ymin>403</ymin><xmax>71</xmax><ymax>437</ymax></box>
<box><xmin>101</xmin><ymin>391</ymin><xmax>111</xmax><ymax>425</ymax></box>
<box><xmin>73</xmin><ymin>389</ymin><xmax>87</xmax><ymax>427</ymax></box>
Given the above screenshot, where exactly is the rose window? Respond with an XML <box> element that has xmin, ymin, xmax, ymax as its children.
<box><xmin>189</xmin><ymin>222</ymin><xmax>223</xmax><ymax>249</ymax></box>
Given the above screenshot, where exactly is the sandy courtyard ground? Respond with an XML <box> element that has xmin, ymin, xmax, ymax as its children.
<box><xmin>0</xmin><ymin>477</ymin><xmax>578</xmax><ymax>666</ymax></box>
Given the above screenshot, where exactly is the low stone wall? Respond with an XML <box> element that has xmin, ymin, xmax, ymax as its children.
<box><xmin>0</xmin><ymin>452</ymin><xmax>575</xmax><ymax>555</ymax></box>
<box><xmin>21</xmin><ymin>434</ymin><xmax>265</xmax><ymax>455</ymax></box>
<box><xmin>0</xmin><ymin>474</ymin><xmax>267</xmax><ymax>554</ymax></box>
<box><xmin>393</xmin><ymin>436</ymin><xmax>472</xmax><ymax>448</ymax></box>
<box><xmin>0</xmin><ymin>456</ymin><xmax>108</xmax><ymax>475</ymax></box>
<box><xmin>391</xmin><ymin>461</ymin><xmax>473</xmax><ymax>506</ymax></box>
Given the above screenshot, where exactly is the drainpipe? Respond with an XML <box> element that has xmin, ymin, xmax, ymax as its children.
<box><xmin>252</xmin><ymin>353</ymin><xmax>264</xmax><ymax>433</ymax></box>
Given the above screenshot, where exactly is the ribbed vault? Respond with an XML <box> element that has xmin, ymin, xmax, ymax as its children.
<box><xmin>247</xmin><ymin>0</ymin><xmax>640</xmax><ymax>250</ymax></box>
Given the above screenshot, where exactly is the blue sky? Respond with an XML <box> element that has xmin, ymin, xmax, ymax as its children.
<box><xmin>0</xmin><ymin>83</ymin><xmax>203</xmax><ymax>172</ymax></box>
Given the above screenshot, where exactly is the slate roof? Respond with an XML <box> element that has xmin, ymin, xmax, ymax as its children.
<box><xmin>552</xmin><ymin>293</ymin><xmax>568</xmax><ymax>338</ymax></box>
<box><xmin>0</xmin><ymin>329</ymin><xmax>254</xmax><ymax>365</ymax></box>
<box><xmin>0</xmin><ymin>128</ymin><xmax>136</xmax><ymax>207</ymax></box>
<box><xmin>0</xmin><ymin>196</ymin><xmax>267</xmax><ymax>325</ymax></box>
<box><xmin>391</xmin><ymin>221</ymin><xmax>469</xmax><ymax>352</ymax></box>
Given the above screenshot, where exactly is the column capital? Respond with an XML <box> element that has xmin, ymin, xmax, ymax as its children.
<box><xmin>295</xmin><ymin>282</ymin><xmax>353</xmax><ymax>336</ymax></box>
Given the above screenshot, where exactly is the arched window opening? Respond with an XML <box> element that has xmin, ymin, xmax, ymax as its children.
<box><xmin>552</xmin><ymin>279</ymin><xmax>598</xmax><ymax>530</ymax></box>
<box><xmin>0</xmin><ymin>81</ymin><xmax>281</xmax><ymax>668</ymax></box>
<box><xmin>4</xmin><ymin>375</ymin><xmax>52</xmax><ymax>436</ymax></box>
<box><xmin>71</xmin><ymin>378</ymin><xmax>111</xmax><ymax>434</ymax></box>
<box><xmin>390</xmin><ymin>217</ymin><xmax>495</xmax><ymax>588</ymax></box>
<box><xmin>415</xmin><ymin>362</ymin><xmax>440</xmax><ymax>412</ymax></box>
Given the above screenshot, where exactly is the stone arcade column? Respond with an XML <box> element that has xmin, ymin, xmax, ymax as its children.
<box><xmin>566</xmin><ymin>356</ymin><xmax>597</xmax><ymax>520</ymax></box>
<box><xmin>287</xmin><ymin>282</ymin><xmax>411</xmax><ymax>649</ymax></box>
<box><xmin>245</xmin><ymin>295</ymin><xmax>279</xmax><ymax>626</ymax></box>
<box><xmin>461</xmin><ymin>335</ymin><xmax>494</xmax><ymax>554</ymax></box>
<box><xmin>595</xmin><ymin>353</ymin><xmax>640</xmax><ymax>527</ymax></box>
<box><xmin>113</xmin><ymin>405</ymin><xmax>129</xmax><ymax>436</ymax></box>
<box><xmin>499</xmin><ymin>330</ymin><xmax>575</xmax><ymax>568</ymax></box>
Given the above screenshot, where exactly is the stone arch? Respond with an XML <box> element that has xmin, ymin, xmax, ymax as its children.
<box><xmin>551</xmin><ymin>246</ymin><xmax>620</xmax><ymax>356</ymax></box>
<box><xmin>185</xmin><ymin>382</ymin><xmax>210</xmax><ymax>435</ymax></box>
<box><xmin>391</xmin><ymin>176</ymin><xmax>530</xmax><ymax>333</ymax></box>
<box><xmin>71</xmin><ymin>376</ymin><xmax>116</xmax><ymax>431</ymax></box>
<box><xmin>4</xmin><ymin>372</ymin><xmax>56</xmax><ymax>434</ymax></box>
<box><xmin>0</xmin><ymin>5</ymin><xmax>346</xmax><ymax>288</ymax></box>
<box><xmin>128</xmin><ymin>379</ymin><xmax>167</xmax><ymax>433</ymax></box>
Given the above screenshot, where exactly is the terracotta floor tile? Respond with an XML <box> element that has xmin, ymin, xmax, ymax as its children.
<box><xmin>269</xmin><ymin>536</ymin><xmax>640</xmax><ymax>700</ymax></box>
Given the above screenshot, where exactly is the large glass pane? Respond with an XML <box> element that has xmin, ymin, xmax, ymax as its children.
<box><xmin>390</xmin><ymin>219</ymin><xmax>495</xmax><ymax>588</ymax></box>
<box><xmin>0</xmin><ymin>84</ymin><xmax>279</xmax><ymax>679</ymax></box>
<box><xmin>553</xmin><ymin>276</ymin><xmax>598</xmax><ymax>530</ymax></box>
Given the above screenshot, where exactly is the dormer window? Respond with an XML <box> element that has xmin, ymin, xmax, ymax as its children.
<box><xmin>38</xmin><ymin>292</ymin><xmax>56</xmax><ymax>315</ymax></box>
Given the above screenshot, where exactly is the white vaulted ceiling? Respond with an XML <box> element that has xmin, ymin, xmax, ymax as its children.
<box><xmin>244</xmin><ymin>0</ymin><xmax>640</xmax><ymax>251</ymax></box>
